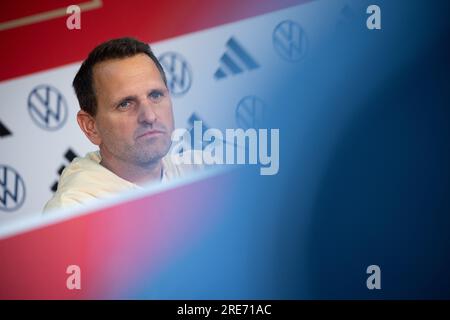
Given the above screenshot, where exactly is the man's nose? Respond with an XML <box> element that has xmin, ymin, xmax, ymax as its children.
<box><xmin>137</xmin><ymin>102</ymin><xmax>157</xmax><ymax>124</ymax></box>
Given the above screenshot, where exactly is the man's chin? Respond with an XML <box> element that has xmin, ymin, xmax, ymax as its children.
<box><xmin>133</xmin><ymin>145</ymin><xmax>171</xmax><ymax>165</ymax></box>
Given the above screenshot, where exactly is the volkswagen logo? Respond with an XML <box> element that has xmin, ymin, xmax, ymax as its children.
<box><xmin>28</xmin><ymin>84</ymin><xmax>68</xmax><ymax>131</ymax></box>
<box><xmin>273</xmin><ymin>20</ymin><xmax>308</xmax><ymax>62</ymax></box>
<box><xmin>235</xmin><ymin>96</ymin><xmax>267</xmax><ymax>130</ymax></box>
<box><xmin>0</xmin><ymin>165</ymin><xmax>26</xmax><ymax>212</ymax></box>
<box><xmin>158</xmin><ymin>52</ymin><xmax>192</xmax><ymax>97</ymax></box>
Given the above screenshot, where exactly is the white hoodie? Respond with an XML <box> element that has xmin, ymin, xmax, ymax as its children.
<box><xmin>43</xmin><ymin>151</ymin><xmax>202</xmax><ymax>213</ymax></box>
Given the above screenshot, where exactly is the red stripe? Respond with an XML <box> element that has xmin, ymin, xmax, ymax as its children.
<box><xmin>0</xmin><ymin>0</ymin><xmax>310</xmax><ymax>82</ymax></box>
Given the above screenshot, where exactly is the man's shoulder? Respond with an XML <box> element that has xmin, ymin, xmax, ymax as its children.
<box><xmin>57</xmin><ymin>151</ymin><xmax>105</xmax><ymax>186</ymax></box>
<box><xmin>43</xmin><ymin>151</ymin><xmax>134</xmax><ymax>213</ymax></box>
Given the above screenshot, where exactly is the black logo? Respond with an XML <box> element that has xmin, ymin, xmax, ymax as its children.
<box><xmin>51</xmin><ymin>148</ymin><xmax>79</xmax><ymax>192</ymax></box>
<box><xmin>0</xmin><ymin>120</ymin><xmax>12</xmax><ymax>138</ymax></box>
<box><xmin>0</xmin><ymin>165</ymin><xmax>26</xmax><ymax>212</ymax></box>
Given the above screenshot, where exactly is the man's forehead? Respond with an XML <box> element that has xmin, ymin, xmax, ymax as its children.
<box><xmin>93</xmin><ymin>54</ymin><xmax>164</xmax><ymax>95</ymax></box>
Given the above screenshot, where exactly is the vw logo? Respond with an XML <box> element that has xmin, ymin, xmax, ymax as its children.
<box><xmin>0</xmin><ymin>165</ymin><xmax>26</xmax><ymax>212</ymax></box>
<box><xmin>27</xmin><ymin>84</ymin><xmax>68</xmax><ymax>131</ymax></box>
<box><xmin>158</xmin><ymin>52</ymin><xmax>192</xmax><ymax>97</ymax></box>
<box><xmin>235</xmin><ymin>96</ymin><xmax>267</xmax><ymax>130</ymax></box>
<box><xmin>273</xmin><ymin>20</ymin><xmax>308</xmax><ymax>62</ymax></box>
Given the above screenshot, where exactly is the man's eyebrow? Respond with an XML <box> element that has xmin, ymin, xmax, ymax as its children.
<box><xmin>149</xmin><ymin>86</ymin><xmax>169</xmax><ymax>94</ymax></box>
<box><xmin>112</xmin><ymin>95</ymin><xmax>138</xmax><ymax>107</ymax></box>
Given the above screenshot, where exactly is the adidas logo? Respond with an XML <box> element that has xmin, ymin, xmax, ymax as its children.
<box><xmin>51</xmin><ymin>148</ymin><xmax>79</xmax><ymax>192</ymax></box>
<box><xmin>0</xmin><ymin>120</ymin><xmax>12</xmax><ymax>138</ymax></box>
<box><xmin>214</xmin><ymin>37</ymin><xmax>260</xmax><ymax>80</ymax></box>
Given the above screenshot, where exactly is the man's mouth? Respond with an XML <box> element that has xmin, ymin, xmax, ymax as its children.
<box><xmin>136</xmin><ymin>130</ymin><xmax>165</xmax><ymax>139</ymax></box>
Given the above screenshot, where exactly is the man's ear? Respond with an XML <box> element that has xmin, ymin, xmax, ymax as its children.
<box><xmin>77</xmin><ymin>110</ymin><xmax>101</xmax><ymax>145</ymax></box>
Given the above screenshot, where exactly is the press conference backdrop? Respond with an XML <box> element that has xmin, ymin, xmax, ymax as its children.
<box><xmin>0</xmin><ymin>0</ymin><xmax>321</xmax><ymax>221</ymax></box>
<box><xmin>1</xmin><ymin>0</ymin><xmax>450</xmax><ymax>299</ymax></box>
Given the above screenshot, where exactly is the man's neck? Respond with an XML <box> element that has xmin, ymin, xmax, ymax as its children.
<box><xmin>99</xmin><ymin>151</ymin><xmax>163</xmax><ymax>187</ymax></box>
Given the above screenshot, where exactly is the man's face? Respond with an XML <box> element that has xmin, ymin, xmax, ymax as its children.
<box><xmin>91</xmin><ymin>53</ymin><xmax>174</xmax><ymax>166</ymax></box>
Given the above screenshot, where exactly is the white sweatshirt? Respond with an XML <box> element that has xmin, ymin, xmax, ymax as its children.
<box><xmin>43</xmin><ymin>151</ymin><xmax>202</xmax><ymax>213</ymax></box>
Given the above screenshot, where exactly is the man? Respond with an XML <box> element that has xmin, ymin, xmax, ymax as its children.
<box><xmin>44</xmin><ymin>37</ymin><xmax>201</xmax><ymax>212</ymax></box>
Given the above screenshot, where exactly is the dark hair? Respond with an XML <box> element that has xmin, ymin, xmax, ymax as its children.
<box><xmin>73</xmin><ymin>37</ymin><xmax>167</xmax><ymax>116</ymax></box>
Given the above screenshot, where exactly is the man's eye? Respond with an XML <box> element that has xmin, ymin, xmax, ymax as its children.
<box><xmin>118</xmin><ymin>101</ymin><xmax>130</xmax><ymax>109</ymax></box>
<box><xmin>149</xmin><ymin>91</ymin><xmax>163</xmax><ymax>101</ymax></box>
